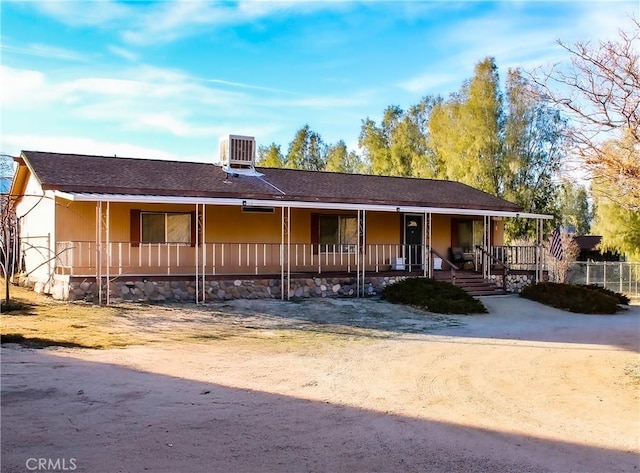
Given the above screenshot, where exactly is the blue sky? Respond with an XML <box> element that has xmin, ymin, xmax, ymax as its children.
<box><xmin>0</xmin><ymin>1</ymin><xmax>636</xmax><ymax>163</ymax></box>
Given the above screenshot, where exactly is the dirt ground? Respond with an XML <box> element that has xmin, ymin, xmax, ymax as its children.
<box><xmin>2</xmin><ymin>295</ymin><xmax>639</xmax><ymax>473</ymax></box>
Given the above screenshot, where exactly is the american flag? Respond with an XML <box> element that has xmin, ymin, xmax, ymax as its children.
<box><xmin>550</xmin><ymin>227</ymin><xmax>564</xmax><ymax>260</ymax></box>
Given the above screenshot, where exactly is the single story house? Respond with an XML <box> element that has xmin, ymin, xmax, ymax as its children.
<box><xmin>8</xmin><ymin>135</ymin><xmax>551</xmax><ymax>303</ymax></box>
<box><xmin>574</xmin><ymin>235</ymin><xmax>622</xmax><ymax>262</ymax></box>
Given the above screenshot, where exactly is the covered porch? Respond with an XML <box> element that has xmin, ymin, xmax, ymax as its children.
<box><xmin>50</xmin><ymin>192</ymin><xmax>552</xmax><ymax>304</ymax></box>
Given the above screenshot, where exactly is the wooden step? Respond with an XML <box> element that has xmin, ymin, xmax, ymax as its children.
<box><xmin>432</xmin><ymin>270</ymin><xmax>506</xmax><ymax>296</ymax></box>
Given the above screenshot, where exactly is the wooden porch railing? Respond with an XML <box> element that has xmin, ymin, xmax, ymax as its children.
<box><xmin>55</xmin><ymin>240</ymin><xmax>542</xmax><ymax>280</ymax></box>
<box><xmin>55</xmin><ymin>241</ymin><xmax>426</xmax><ymax>276</ymax></box>
<box><xmin>476</xmin><ymin>245</ymin><xmax>509</xmax><ymax>292</ymax></box>
<box><xmin>430</xmin><ymin>248</ymin><xmax>459</xmax><ymax>283</ymax></box>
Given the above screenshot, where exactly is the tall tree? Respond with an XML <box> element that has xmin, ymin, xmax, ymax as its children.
<box><xmin>256</xmin><ymin>143</ymin><xmax>284</xmax><ymax>168</ymax></box>
<box><xmin>407</xmin><ymin>97</ymin><xmax>441</xmax><ymax>179</ymax></box>
<box><xmin>325</xmin><ymin>140</ymin><xmax>362</xmax><ymax>174</ymax></box>
<box><xmin>530</xmin><ymin>17</ymin><xmax>640</xmax><ymax>212</ymax></box>
<box><xmin>557</xmin><ymin>181</ymin><xmax>591</xmax><ymax>235</ymax></box>
<box><xmin>285</xmin><ymin>125</ymin><xmax>326</xmax><ymax>171</ymax></box>
<box><xmin>502</xmin><ymin>69</ymin><xmax>567</xmax><ymax>238</ymax></box>
<box><xmin>429</xmin><ymin>58</ymin><xmax>504</xmax><ymax>195</ymax></box>
<box><xmin>590</xmin><ymin>135</ymin><xmax>640</xmax><ymax>261</ymax></box>
<box><xmin>358</xmin><ymin>97</ymin><xmax>439</xmax><ymax>178</ymax></box>
<box><xmin>591</xmin><ymin>177</ymin><xmax>640</xmax><ymax>261</ymax></box>
<box><xmin>358</xmin><ymin>106</ymin><xmax>401</xmax><ymax>176</ymax></box>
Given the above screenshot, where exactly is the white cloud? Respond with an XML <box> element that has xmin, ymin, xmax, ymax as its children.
<box><xmin>0</xmin><ymin>66</ymin><xmax>54</xmax><ymax>107</ymax></box>
<box><xmin>0</xmin><ymin>43</ymin><xmax>88</xmax><ymax>61</ymax></box>
<box><xmin>398</xmin><ymin>72</ymin><xmax>460</xmax><ymax>94</ymax></box>
<box><xmin>132</xmin><ymin>113</ymin><xmax>224</xmax><ymax>137</ymax></box>
<box><xmin>121</xmin><ymin>1</ymin><xmax>230</xmax><ymax>45</ymax></box>
<box><xmin>396</xmin><ymin>1</ymin><xmax>636</xmax><ymax>96</ymax></box>
<box><xmin>108</xmin><ymin>45</ymin><xmax>138</xmax><ymax>62</ymax></box>
<box><xmin>0</xmin><ymin>62</ymin><xmax>297</xmax><ymax>141</ymax></box>
<box><xmin>1</xmin><ymin>134</ymin><xmax>181</xmax><ymax>161</ymax></box>
<box><xmin>32</xmin><ymin>0</ymin><xmax>132</xmax><ymax>27</ymax></box>
<box><xmin>24</xmin><ymin>0</ymin><xmax>348</xmax><ymax>46</ymax></box>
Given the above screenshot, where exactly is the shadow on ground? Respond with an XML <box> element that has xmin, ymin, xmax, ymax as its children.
<box><xmin>2</xmin><ymin>346</ymin><xmax>637</xmax><ymax>473</ymax></box>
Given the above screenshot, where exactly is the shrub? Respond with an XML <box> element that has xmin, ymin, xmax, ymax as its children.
<box><xmin>382</xmin><ymin>278</ymin><xmax>487</xmax><ymax>314</ymax></box>
<box><xmin>519</xmin><ymin>282</ymin><xmax>623</xmax><ymax>314</ymax></box>
<box><xmin>578</xmin><ymin>285</ymin><xmax>630</xmax><ymax>305</ymax></box>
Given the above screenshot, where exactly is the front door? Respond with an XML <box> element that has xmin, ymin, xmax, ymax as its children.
<box><xmin>404</xmin><ymin>214</ymin><xmax>423</xmax><ymax>270</ymax></box>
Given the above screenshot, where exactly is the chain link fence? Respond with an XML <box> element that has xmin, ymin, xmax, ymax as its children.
<box><xmin>567</xmin><ymin>261</ymin><xmax>640</xmax><ymax>296</ymax></box>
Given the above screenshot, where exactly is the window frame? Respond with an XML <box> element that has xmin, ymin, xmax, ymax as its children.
<box><xmin>317</xmin><ymin>214</ymin><xmax>359</xmax><ymax>253</ymax></box>
<box><xmin>139</xmin><ymin>211</ymin><xmax>193</xmax><ymax>245</ymax></box>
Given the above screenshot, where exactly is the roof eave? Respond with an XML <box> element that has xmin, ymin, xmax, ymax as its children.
<box><xmin>54</xmin><ymin>191</ymin><xmax>551</xmax><ymax>219</ymax></box>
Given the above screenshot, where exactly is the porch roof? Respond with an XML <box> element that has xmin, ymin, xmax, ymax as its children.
<box><xmin>21</xmin><ymin>150</ymin><xmax>551</xmax><ymax>219</ymax></box>
<box><xmin>53</xmin><ymin>191</ymin><xmax>552</xmax><ymax>220</ymax></box>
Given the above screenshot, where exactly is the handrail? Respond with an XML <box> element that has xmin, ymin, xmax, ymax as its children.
<box><xmin>430</xmin><ymin>248</ymin><xmax>459</xmax><ymax>271</ymax></box>
<box><xmin>475</xmin><ymin>245</ymin><xmax>510</xmax><ymax>270</ymax></box>
<box><xmin>431</xmin><ymin>248</ymin><xmax>458</xmax><ymax>284</ymax></box>
<box><xmin>476</xmin><ymin>245</ymin><xmax>509</xmax><ymax>292</ymax></box>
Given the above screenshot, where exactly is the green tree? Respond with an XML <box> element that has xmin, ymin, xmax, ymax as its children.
<box><xmin>285</xmin><ymin>125</ymin><xmax>326</xmax><ymax>171</ymax></box>
<box><xmin>325</xmin><ymin>140</ymin><xmax>362</xmax><ymax>174</ymax></box>
<box><xmin>256</xmin><ymin>143</ymin><xmax>284</xmax><ymax>168</ymax></box>
<box><xmin>407</xmin><ymin>98</ymin><xmax>441</xmax><ymax>179</ymax></box>
<box><xmin>358</xmin><ymin>116</ymin><xmax>389</xmax><ymax>175</ymax></box>
<box><xmin>429</xmin><ymin>57</ymin><xmax>504</xmax><ymax>195</ymax></box>
<box><xmin>590</xmin><ymin>137</ymin><xmax>640</xmax><ymax>261</ymax></box>
<box><xmin>502</xmin><ymin>69</ymin><xmax>567</xmax><ymax>239</ymax></box>
<box><xmin>591</xmin><ymin>189</ymin><xmax>640</xmax><ymax>262</ymax></box>
<box><xmin>358</xmin><ymin>98</ymin><xmax>439</xmax><ymax>178</ymax></box>
<box><xmin>557</xmin><ymin>182</ymin><xmax>591</xmax><ymax>235</ymax></box>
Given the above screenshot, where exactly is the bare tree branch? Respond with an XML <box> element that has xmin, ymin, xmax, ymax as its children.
<box><xmin>530</xmin><ymin>17</ymin><xmax>640</xmax><ymax>211</ymax></box>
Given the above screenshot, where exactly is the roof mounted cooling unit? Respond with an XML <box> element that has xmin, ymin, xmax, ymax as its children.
<box><xmin>219</xmin><ymin>134</ymin><xmax>263</xmax><ymax>177</ymax></box>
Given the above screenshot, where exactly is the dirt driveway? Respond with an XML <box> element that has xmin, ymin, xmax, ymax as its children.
<box><xmin>2</xmin><ymin>295</ymin><xmax>639</xmax><ymax>472</ymax></box>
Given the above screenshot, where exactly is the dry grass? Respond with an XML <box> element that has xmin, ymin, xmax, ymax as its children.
<box><xmin>1</xmin><ymin>282</ymin><xmax>148</xmax><ymax>349</ymax></box>
<box><xmin>1</xmin><ymin>281</ymin><xmax>368</xmax><ymax>351</ymax></box>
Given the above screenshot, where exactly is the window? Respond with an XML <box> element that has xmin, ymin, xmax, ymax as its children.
<box><xmin>141</xmin><ymin>212</ymin><xmax>191</xmax><ymax>244</ymax></box>
<box><xmin>318</xmin><ymin>215</ymin><xmax>358</xmax><ymax>252</ymax></box>
<box><xmin>456</xmin><ymin>219</ymin><xmax>483</xmax><ymax>251</ymax></box>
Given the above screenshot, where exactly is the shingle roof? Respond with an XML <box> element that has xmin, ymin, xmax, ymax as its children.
<box><xmin>20</xmin><ymin>151</ymin><xmax>521</xmax><ymax>212</ymax></box>
<box><xmin>574</xmin><ymin>235</ymin><xmax>602</xmax><ymax>251</ymax></box>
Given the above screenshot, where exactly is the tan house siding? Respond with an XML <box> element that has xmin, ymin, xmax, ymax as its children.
<box><xmin>55</xmin><ymin>200</ymin><xmax>96</xmax><ymax>241</ymax></box>
<box><xmin>431</xmin><ymin>214</ymin><xmax>452</xmax><ymax>257</ymax></box>
<box><xmin>54</xmin><ymin>202</ymin><xmax>491</xmax><ymax>276</ymax></box>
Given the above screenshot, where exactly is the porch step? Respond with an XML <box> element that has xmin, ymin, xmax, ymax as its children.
<box><xmin>433</xmin><ymin>271</ymin><xmax>507</xmax><ymax>296</ymax></box>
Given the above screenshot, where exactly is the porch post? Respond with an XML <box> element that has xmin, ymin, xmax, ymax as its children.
<box><xmin>195</xmin><ymin>204</ymin><xmax>199</xmax><ymax>304</ymax></box>
<box><xmin>105</xmin><ymin>201</ymin><xmax>110</xmax><ymax>306</ymax></box>
<box><xmin>357</xmin><ymin>209</ymin><xmax>366</xmax><ymax>297</ymax></box>
<box><xmin>537</xmin><ymin>218</ymin><xmax>544</xmax><ymax>282</ymax></box>
<box><xmin>194</xmin><ymin>203</ymin><xmax>207</xmax><ymax>304</ymax></box>
<box><xmin>95</xmin><ymin>201</ymin><xmax>110</xmax><ymax>305</ymax></box>
<box><xmin>423</xmin><ymin>211</ymin><xmax>430</xmax><ymax>278</ymax></box>
<box><xmin>287</xmin><ymin>206</ymin><xmax>291</xmax><ymax>300</ymax></box>
<box><xmin>96</xmin><ymin>201</ymin><xmax>102</xmax><ymax>306</ymax></box>
<box><xmin>482</xmin><ymin>215</ymin><xmax>489</xmax><ymax>279</ymax></box>
<box><xmin>281</xmin><ymin>205</ymin><xmax>290</xmax><ymax>300</ymax></box>
<box><xmin>357</xmin><ymin>210</ymin><xmax>360</xmax><ymax>297</ymax></box>
<box><xmin>202</xmin><ymin>203</ymin><xmax>206</xmax><ymax>303</ymax></box>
